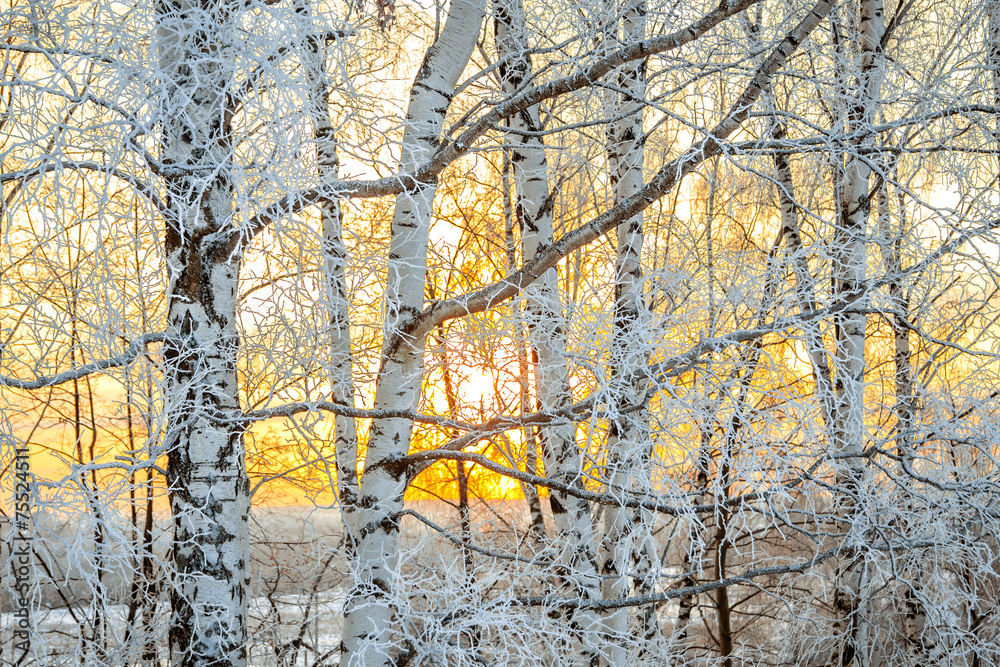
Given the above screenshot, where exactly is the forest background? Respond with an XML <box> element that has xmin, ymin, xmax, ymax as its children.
<box><xmin>1</xmin><ymin>0</ymin><xmax>999</xmax><ymax>663</ymax></box>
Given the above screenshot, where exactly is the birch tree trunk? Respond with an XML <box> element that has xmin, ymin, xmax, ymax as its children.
<box><xmin>504</xmin><ymin>152</ymin><xmax>548</xmax><ymax>546</ymax></box>
<box><xmin>830</xmin><ymin>0</ymin><xmax>884</xmax><ymax>663</ymax></box>
<box><xmin>157</xmin><ymin>1</ymin><xmax>249</xmax><ymax>665</ymax></box>
<box><xmin>297</xmin><ymin>1</ymin><xmax>361</xmax><ymax>551</ymax></box>
<box><xmin>495</xmin><ymin>1</ymin><xmax>602</xmax><ymax>661</ymax></box>
<box><xmin>765</xmin><ymin>95</ymin><xmax>836</xmax><ymax>428</ymax></box>
<box><xmin>673</xmin><ymin>163</ymin><xmax>724</xmax><ymax>667</ymax></box>
<box><xmin>340</xmin><ymin>2</ymin><xmax>484</xmax><ymax>664</ymax></box>
<box><xmin>596</xmin><ymin>0</ymin><xmax>658</xmax><ymax>663</ymax></box>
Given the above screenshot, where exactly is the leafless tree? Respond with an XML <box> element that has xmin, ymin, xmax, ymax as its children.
<box><xmin>2</xmin><ymin>0</ymin><xmax>1000</xmax><ymax>665</ymax></box>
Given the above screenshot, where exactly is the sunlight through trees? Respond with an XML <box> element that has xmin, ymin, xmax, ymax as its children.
<box><xmin>2</xmin><ymin>0</ymin><xmax>1000</xmax><ymax>664</ymax></box>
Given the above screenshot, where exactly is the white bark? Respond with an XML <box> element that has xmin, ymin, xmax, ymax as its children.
<box><xmin>891</xmin><ymin>384</ymin><xmax>932</xmax><ymax>661</ymax></box>
<box><xmin>830</xmin><ymin>0</ymin><xmax>884</xmax><ymax>663</ymax></box>
<box><xmin>505</xmin><ymin>151</ymin><xmax>549</xmax><ymax>545</ymax></box>
<box><xmin>341</xmin><ymin>2</ymin><xmax>485</xmax><ymax>664</ymax></box>
<box><xmin>597</xmin><ymin>0</ymin><xmax>656</xmax><ymax>663</ymax></box>
<box><xmin>495</xmin><ymin>0</ymin><xmax>603</xmax><ymax>661</ymax></box>
<box><xmin>297</xmin><ymin>1</ymin><xmax>361</xmax><ymax>551</ymax></box>
<box><xmin>157</xmin><ymin>2</ymin><xmax>249</xmax><ymax>665</ymax></box>
<box><xmin>765</xmin><ymin>94</ymin><xmax>837</xmax><ymax>428</ymax></box>
<box><xmin>11</xmin><ymin>0</ymin><xmax>1000</xmax><ymax>663</ymax></box>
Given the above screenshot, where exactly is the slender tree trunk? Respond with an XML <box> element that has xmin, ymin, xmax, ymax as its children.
<box><xmin>746</xmin><ymin>5</ymin><xmax>836</xmax><ymax>428</ymax></box>
<box><xmin>517</xmin><ymin>324</ymin><xmax>547</xmax><ymax>544</ymax></box>
<box><xmin>140</xmin><ymin>466</ymin><xmax>158</xmax><ymax>666</ymax></box>
<box><xmin>495</xmin><ymin>1</ymin><xmax>602</xmax><ymax>661</ymax></box>
<box><xmin>124</xmin><ymin>382</ymin><xmax>142</xmax><ymax>644</ymax></box>
<box><xmin>673</xmin><ymin>166</ymin><xmax>724</xmax><ymax>665</ymax></box>
<box><xmin>597</xmin><ymin>0</ymin><xmax>657</xmax><ymax>662</ymax></box>
<box><xmin>297</xmin><ymin>1</ymin><xmax>360</xmax><ymax>551</ymax></box>
<box><xmin>769</xmin><ymin>108</ymin><xmax>836</xmax><ymax>427</ymax></box>
<box><xmin>437</xmin><ymin>329</ymin><xmax>485</xmax><ymax>648</ymax></box>
<box><xmin>429</xmin><ymin>316</ymin><xmax>483</xmax><ymax>649</ymax></box>
<box><xmin>504</xmin><ymin>147</ymin><xmax>547</xmax><ymax>546</ymax></box>
<box><xmin>713</xmin><ymin>458</ymin><xmax>733</xmax><ymax>667</ymax></box>
<box><xmin>340</xmin><ymin>3</ymin><xmax>484</xmax><ymax>664</ymax></box>
<box><xmin>85</xmin><ymin>374</ymin><xmax>109</xmax><ymax>664</ymax></box>
<box><xmin>124</xmin><ymin>438</ymin><xmax>159</xmax><ymax>665</ymax></box>
<box><xmin>434</xmin><ymin>323</ymin><xmax>476</xmax><ymax>577</ymax></box>
<box><xmin>68</xmin><ymin>260</ymin><xmax>110</xmax><ymax>665</ymax></box>
<box><xmin>830</xmin><ymin>0</ymin><xmax>884</xmax><ymax>664</ymax></box>
<box><xmin>672</xmin><ymin>426</ymin><xmax>713</xmax><ymax>666</ymax></box>
<box><xmin>157</xmin><ymin>2</ymin><xmax>249</xmax><ymax>664</ymax></box>
<box><xmin>875</xmin><ymin>159</ymin><xmax>913</xmax><ymax>456</ymax></box>
<box><xmin>875</xmin><ymin>160</ymin><xmax>924</xmax><ymax>664</ymax></box>
<box><xmin>122</xmin><ymin>205</ymin><xmax>160</xmax><ymax>665</ymax></box>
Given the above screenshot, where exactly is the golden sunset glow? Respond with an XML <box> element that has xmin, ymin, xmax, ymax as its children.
<box><xmin>4</xmin><ymin>0</ymin><xmax>1000</xmax><ymax>663</ymax></box>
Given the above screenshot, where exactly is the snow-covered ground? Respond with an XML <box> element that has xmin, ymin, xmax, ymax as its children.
<box><xmin>1</xmin><ymin>500</ymin><xmax>545</xmax><ymax>665</ymax></box>
<box><xmin>1</xmin><ymin>590</ymin><xmax>347</xmax><ymax>666</ymax></box>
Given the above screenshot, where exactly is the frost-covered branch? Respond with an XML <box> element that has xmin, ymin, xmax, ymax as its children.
<box><xmin>0</xmin><ymin>333</ymin><xmax>165</xmax><ymax>390</ymax></box>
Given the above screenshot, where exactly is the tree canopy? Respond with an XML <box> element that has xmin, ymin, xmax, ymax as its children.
<box><xmin>1</xmin><ymin>0</ymin><xmax>999</xmax><ymax>664</ymax></box>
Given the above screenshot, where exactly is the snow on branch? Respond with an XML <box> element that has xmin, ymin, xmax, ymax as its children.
<box><xmin>234</xmin><ymin>0</ymin><xmax>767</xmax><ymax>250</ymax></box>
<box><xmin>0</xmin><ymin>333</ymin><xmax>166</xmax><ymax>390</ymax></box>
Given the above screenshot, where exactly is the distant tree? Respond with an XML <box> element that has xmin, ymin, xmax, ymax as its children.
<box><xmin>3</xmin><ymin>0</ymin><xmax>1000</xmax><ymax>665</ymax></box>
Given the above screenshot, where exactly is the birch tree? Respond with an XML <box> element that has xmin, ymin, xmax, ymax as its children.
<box><xmin>4</xmin><ymin>0</ymin><xmax>1000</xmax><ymax>665</ymax></box>
<box><xmin>494</xmin><ymin>0</ymin><xmax>603</xmax><ymax>661</ymax></box>
<box><xmin>340</xmin><ymin>1</ymin><xmax>486</xmax><ymax>664</ymax></box>
<box><xmin>597</xmin><ymin>0</ymin><xmax>661</xmax><ymax>661</ymax></box>
<box><xmin>155</xmin><ymin>0</ymin><xmax>252</xmax><ymax>662</ymax></box>
<box><xmin>826</xmin><ymin>1</ymin><xmax>885</xmax><ymax>662</ymax></box>
<box><xmin>296</xmin><ymin>0</ymin><xmax>361</xmax><ymax>552</ymax></box>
